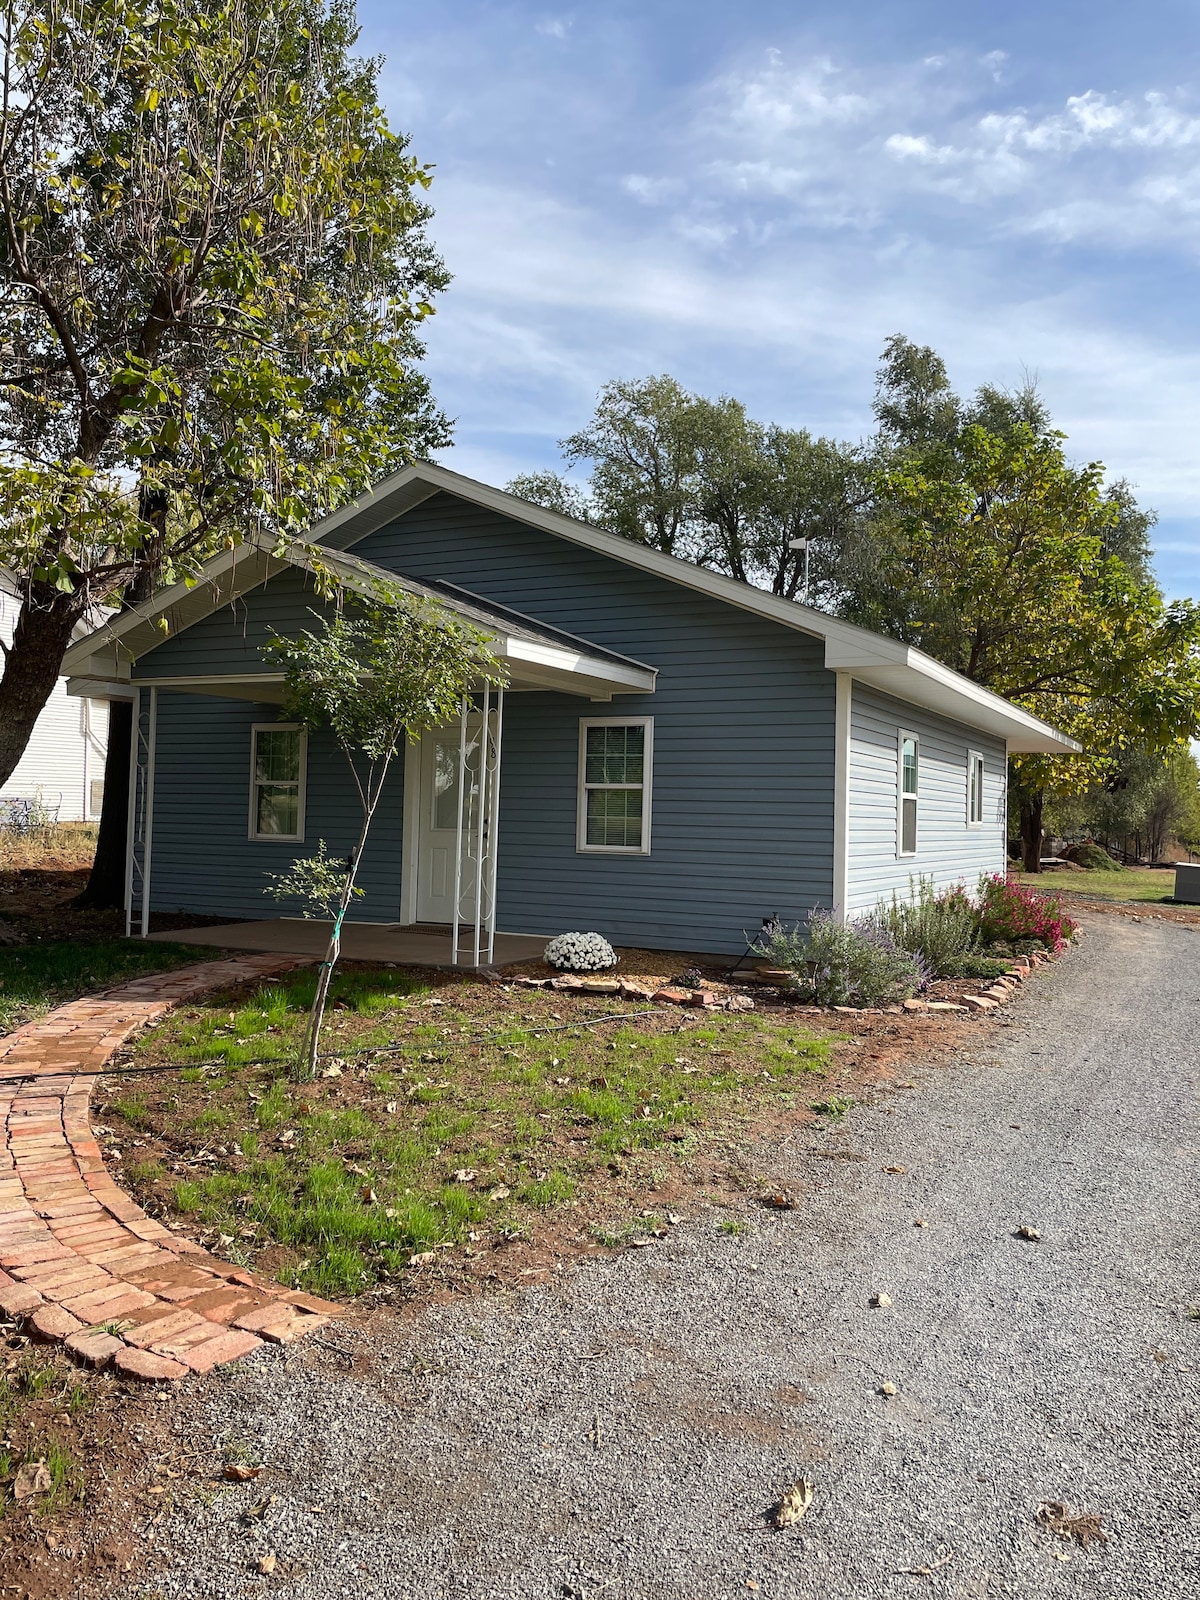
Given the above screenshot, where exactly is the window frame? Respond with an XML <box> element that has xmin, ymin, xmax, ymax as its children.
<box><xmin>576</xmin><ymin>716</ymin><xmax>654</xmax><ymax>855</ymax></box>
<box><xmin>967</xmin><ymin>749</ymin><xmax>986</xmax><ymax>827</ymax></box>
<box><xmin>248</xmin><ymin>722</ymin><xmax>308</xmax><ymax>843</ymax></box>
<box><xmin>897</xmin><ymin>730</ymin><xmax>919</xmax><ymax>858</ymax></box>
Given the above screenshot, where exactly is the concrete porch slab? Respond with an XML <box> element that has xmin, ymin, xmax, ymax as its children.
<box><xmin>147</xmin><ymin>919</ymin><xmax>548</xmax><ymax>969</ymax></box>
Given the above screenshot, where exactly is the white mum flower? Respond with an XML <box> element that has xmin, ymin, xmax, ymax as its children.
<box><xmin>544</xmin><ymin>932</ymin><xmax>617</xmax><ymax>972</ymax></box>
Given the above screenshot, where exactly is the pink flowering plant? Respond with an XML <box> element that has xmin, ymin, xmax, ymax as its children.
<box><xmin>977</xmin><ymin>874</ymin><xmax>1078</xmax><ymax>952</ymax></box>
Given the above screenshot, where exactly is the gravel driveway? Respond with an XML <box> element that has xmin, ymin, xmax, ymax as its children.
<box><xmin>138</xmin><ymin>913</ymin><xmax>1199</xmax><ymax>1600</ymax></box>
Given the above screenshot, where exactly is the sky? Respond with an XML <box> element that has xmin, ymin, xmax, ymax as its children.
<box><xmin>358</xmin><ymin>0</ymin><xmax>1200</xmax><ymax>602</ymax></box>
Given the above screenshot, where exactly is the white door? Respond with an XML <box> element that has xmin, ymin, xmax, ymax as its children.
<box><xmin>415</xmin><ymin>721</ymin><xmax>482</xmax><ymax>924</ymax></box>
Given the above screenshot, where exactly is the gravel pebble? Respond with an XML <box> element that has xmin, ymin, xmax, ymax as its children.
<box><xmin>137</xmin><ymin>913</ymin><xmax>1199</xmax><ymax>1598</ymax></box>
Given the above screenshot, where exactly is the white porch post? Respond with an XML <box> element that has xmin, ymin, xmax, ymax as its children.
<box><xmin>485</xmin><ymin>686</ymin><xmax>504</xmax><ymax>964</ymax></box>
<box><xmin>123</xmin><ymin>689</ymin><xmax>140</xmax><ymax>938</ymax></box>
<box><xmin>451</xmin><ymin>695</ymin><xmax>468</xmax><ymax>966</ymax></box>
<box><xmin>139</xmin><ymin>688</ymin><xmax>158</xmax><ymax>938</ymax></box>
<box><xmin>471</xmin><ymin>685</ymin><xmax>490</xmax><ymax>967</ymax></box>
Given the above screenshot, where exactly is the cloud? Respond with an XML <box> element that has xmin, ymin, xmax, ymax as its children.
<box><xmin>713</xmin><ymin>51</ymin><xmax>872</xmax><ymax>139</ymax></box>
<box><xmin>883</xmin><ymin>133</ymin><xmax>959</xmax><ymax>165</ymax></box>
<box><xmin>621</xmin><ymin>173</ymin><xmax>684</xmax><ymax>205</ymax></box>
<box><xmin>535</xmin><ymin>16</ymin><xmax>570</xmax><ymax>40</ymax></box>
<box><xmin>378</xmin><ymin>25</ymin><xmax>1200</xmax><ymax>599</ymax></box>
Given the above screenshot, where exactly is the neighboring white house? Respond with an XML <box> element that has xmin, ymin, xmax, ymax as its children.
<box><xmin>0</xmin><ymin>576</ymin><xmax>110</xmax><ymax>823</ymax></box>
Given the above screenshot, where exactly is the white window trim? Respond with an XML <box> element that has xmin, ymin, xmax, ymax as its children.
<box><xmin>577</xmin><ymin>716</ymin><xmax>653</xmax><ymax>855</ymax></box>
<box><xmin>967</xmin><ymin>749</ymin><xmax>986</xmax><ymax>827</ymax></box>
<box><xmin>897</xmin><ymin>729</ymin><xmax>919</xmax><ymax>858</ymax></box>
<box><xmin>248</xmin><ymin>723</ymin><xmax>308</xmax><ymax>843</ymax></box>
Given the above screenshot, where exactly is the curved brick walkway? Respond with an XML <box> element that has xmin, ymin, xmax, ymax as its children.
<box><xmin>0</xmin><ymin>956</ymin><xmax>337</xmax><ymax>1381</ymax></box>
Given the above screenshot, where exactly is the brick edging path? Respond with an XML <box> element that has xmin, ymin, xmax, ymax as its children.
<box><xmin>0</xmin><ymin>955</ymin><xmax>338</xmax><ymax>1381</ymax></box>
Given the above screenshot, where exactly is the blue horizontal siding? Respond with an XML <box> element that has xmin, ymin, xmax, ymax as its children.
<box><xmin>137</xmin><ymin>490</ymin><xmax>840</xmax><ymax>954</ymax></box>
<box><xmin>845</xmin><ymin>683</ymin><xmax>1007</xmax><ymax>918</ymax></box>
<box><xmin>148</xmin><ymin>692</ymin><xmax>405</xmax><ymax>923</ymax></box>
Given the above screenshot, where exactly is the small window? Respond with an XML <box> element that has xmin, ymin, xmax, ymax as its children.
<box><xmin>249</xmin><ymin>724</ymin><xmax>307</xmax><ymax>841</ymax></box>
<box><xmin>967</xmin><ymin>751</ymin><xmax>986</xmax><ymax>826</ymax></box>
<box><xmin>577</xmin><ymin>718</ymin><xmax>653</xmax><ymax>853</ymax></box>
<box><xmin>898</xmin><ymin>732</ymin><xmax>918</xmax><ymax>856</ymax></box>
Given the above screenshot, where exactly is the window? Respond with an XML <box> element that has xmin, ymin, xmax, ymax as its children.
<box><xmin>249</xmin><ymin>724</ymin><xmax>307</xmax><ymax>841</ymax></box>
<box><xmin>577</xmin><ymin>718</ymin><xmax>653</xmax><ymax>853</ymax></box>
<box><xmin>897</xmin><ymin>732</ymin><xmax>918</xmax><ymax>856</ymax></box>
<box><xmin>967</xmin><ymin>751</ymin><xmax>986</xmax><ymax>826</ymax></box>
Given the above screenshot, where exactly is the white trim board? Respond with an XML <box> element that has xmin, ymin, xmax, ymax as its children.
<box><xmin>833</xmin><ymin>673</ymin><xmax>851</xmax><ymax>920</ymax></box>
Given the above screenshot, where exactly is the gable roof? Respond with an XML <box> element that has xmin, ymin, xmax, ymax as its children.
<box><xmin>62</xmin><ymin>461</ymin><xmax>1079</xmax><ymax>753</ymax></box>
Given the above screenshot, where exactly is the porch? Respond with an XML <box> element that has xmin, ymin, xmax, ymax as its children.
<box><xmin>67</xmin><ymin>547</ymin><xmax>658</xmax><ymax>967</ymax></box>
<box><xmin>147</xmin><ymin>919</ymin><xmax>548</xmax><ymax>969</ymax></box>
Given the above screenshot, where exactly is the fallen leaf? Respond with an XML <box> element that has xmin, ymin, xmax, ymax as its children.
<box><xmin>879</xmin><ymin>1381</ymin><xmax>897</xmax><ymax>1396</ymax></box>
<box><xmin>761</xmin><ymin>1190</ymin><xmax>798</xmax><ymax>1210</ymax></box>
<box><xmin>244</xmin><ymin>1494</ymin><xmax>278</xmax><ymax>1521</ymax></box>
<box><xmin>320</xmin><ymin>1064</ymin><xmax>342</xmax><ymax>1078</ymax></box>
<box><xmin>883</xmin><ymin>1165</ymin><xmax>906</xmax><ymax>1174</ymax></box>
<box><xmin>223</xmin><ymin>1464</ymin><xmax>263</xmax><ymax>1482</ymax></box>
<box><xmin>913</xmin><ymin>1219</ymin><xmax>928</xmax><ymax>1228</ymax></box>
<box><xmin>870</xmin><ymin>1292</ymin><xmax>893</xmax><ymax>1308</ymax></box>
<box><xmin>666</xmin><ymin>1213</ymin><xmax>683</xmax><ymax>1226</ymax></box>
<box><xmin>360</xmin><ymin>1186</ymin><xmax>378</xmax><ymax>1204</ymax></box>
<box><xmin>1037</xmin><ymin>1501</ymin><xmax>1110</xmax><ymax>1548</ymax></box>
<box><xmin>408</xmin><ymin>1251</ymin><xmax>437</xmax><ymax>1268</ymax></box>
<box><xmin>454</xmin><ymin>1168</ymin><xmax>476</xmax><ymax>1183</ymax></box>
<box><xmin>385</xmin><ymin>1101</ymin><xmax>398</xmax><ymax>1114</ymax></box>
<box><xmin>256</xmin><ymin>1551</ymin><xmax>277</xmax><ymax>1575</ymax></box>
<box><xmin>13</xmin><ymin>1460</ymin><xmax>51</xmax><ymax>1500</ymax></box>
<box><xmin>488</xmin><ymin>1185</ymin><xmax>511</xmax><ymax>1202</ymax></box>
<box><xmin>1015</xmin><ymin>1224</ymin><xmax>1042</xmax><ymax>1242</ymax></box>
<box><xmin>772</xmin><ymin>1478</ymin><xmax>814</xmax><ymax>1528</ymax></box>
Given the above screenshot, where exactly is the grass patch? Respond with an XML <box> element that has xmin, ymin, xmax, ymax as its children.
<box><xmin>110</xmin><ymin>964</ymin><xmax>838</xmax><ymax>1299</ymax></box>
<box><xmin>0</xmin><ymin>938</ymin><xmax>214</xmax><ymax>1034</ymax></box>
<box><xmin>1014</xmin><ymin>867</ymin><xmax>1179</xmax><ymax>904</ymax></box>
<box><xmin>0</xmin><ymin>1361</ymin><xmax>90</xmax><ymax>1521</ymax></box>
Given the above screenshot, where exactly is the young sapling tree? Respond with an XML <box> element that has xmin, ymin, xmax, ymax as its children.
<box><xmin>264</xmin><ymin>584</ymin><xmax>503</xmax><ymax>1077</ymax></box>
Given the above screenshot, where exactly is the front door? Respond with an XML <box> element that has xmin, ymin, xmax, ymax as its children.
<box><xmin>415</xmin><ymin>720</ymin><xmax>483</xmax><ymax>924</ymax></box>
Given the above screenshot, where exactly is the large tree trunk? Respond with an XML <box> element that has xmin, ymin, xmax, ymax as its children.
<box><xmin>73</xmin><ymin>697</ymin><xmax>132</xmax><ymax>909</ymax></box>
<box><xmin>76</xmin><ymin>486</ymin><xmax>168</xmax><ymax>910</ymax></box>
<box><xmin>1020</xmin><ymin>790</ymin><xmax>1045</xmax><ymax>873</ymax></box>
<box><xmin>0</xmin><ymin>584</ymin><xmax>87</xmax><ymax>788</ymax></box>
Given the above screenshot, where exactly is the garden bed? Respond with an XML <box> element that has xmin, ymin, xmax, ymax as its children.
<box><xmin>97</xmin><ymin>940</ymin><xmax>1060</xmax><ymax>1305</ymax></box>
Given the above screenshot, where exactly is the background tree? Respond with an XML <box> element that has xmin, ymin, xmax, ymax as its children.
<box><xmin>558</xmin><ymin>375</ymin><xmax>700</xmax><ymax>556</ymax></box>
<box><xmin>520</xmin><ymin>375</ymin><xmax>866</xmax><ymax>602</ymax></box>
<box><xmin>506</xmin><ymin>470</ymin><xmax>593</xmax><ymax>524</ymax></box>
<box><xmin>850</xmin><ymin>340</ymin><xmax>1200</xmax><ymax>869</ymax></box>
<box><xmin>1046</xmin><ymin>745</ymin><xmax>1200</xmax><ymax>863</ymax></box>
<box><xmin>515</xmin><ymin>340</ymin><xmax>1200</xmax><ymax>871</ymax></box>
<box><xmin>265</xmin><ymin>585</ymin><xmax>503</xmax><ymax>1077</ymax></box>
<box><xmin>0</xmin><ymin>0</ymin><xmax>449</xmax><ymax>901</ymax></box>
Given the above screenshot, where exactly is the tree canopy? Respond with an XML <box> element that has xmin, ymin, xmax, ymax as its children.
<box><xmin>0</xmin><ymin>0</ymin><xmax>449</xmax><ymax>787</ymax></box>
<box><xmin>514</xmin><ymin>339</ymin><xmax>1200</xmax><ymax>868</ymax></box>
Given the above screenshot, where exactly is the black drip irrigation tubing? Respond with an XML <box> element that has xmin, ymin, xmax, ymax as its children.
<box><xmin>0</xmin><ymin>1007</ymin><xmax>674</xmax><ymax>1086</ymax></box>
